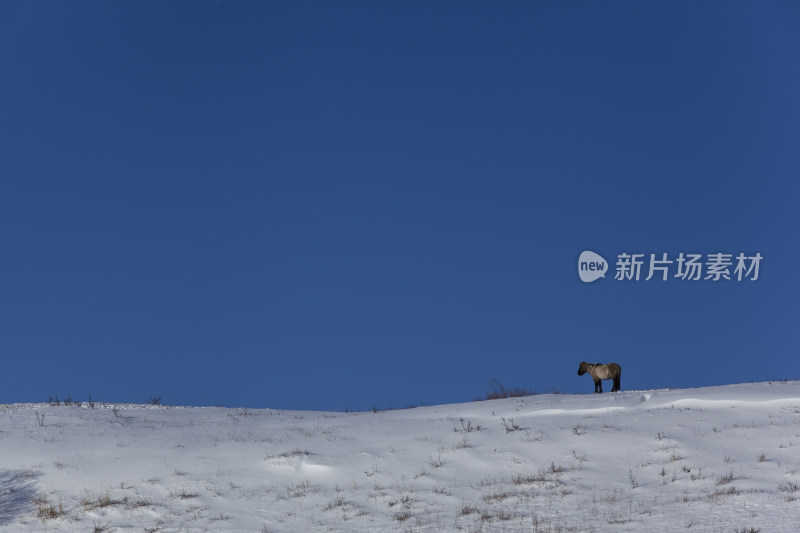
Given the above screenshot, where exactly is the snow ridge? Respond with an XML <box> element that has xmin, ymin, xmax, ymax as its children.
<box><xmin>1</xmin><ymin>382</ymin><xmax>799</xmax><ymax>531</ymax></box>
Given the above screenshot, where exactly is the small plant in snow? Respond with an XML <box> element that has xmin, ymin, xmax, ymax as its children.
<box><xmin>572</xmin><ymin>450</ymin><xmax>587</xmax><ymax>468</ymax></box>
<box><xmin>169</xmin><ymin>489</ymin><xmax>198</xmax><ymax>500</ymax></box>
<box><xmin>92</xmin><ymin>521</ymin><xmax>111</xmax><ymax>533</ymax></box>
<box><xmin>286</xmin><ymin>480</ymin><xmax>311</xmax><ymax>498</ymax></box>
<box><xmin>501</xmin><ymin>417</ymin><xmax>520</xmax><ymax>432</ymax></box>
<box><xmin>322</xmin><ymin>495</ymin><xmax>350</xmax><ymax>511</ymax></box>
<box><xmin>459</xmin><ymin>503</ymin><xmax>479</xmax><ymax>516</ymax></box>
<box><xmin>35</xmin><ymin>496</ymin><xmax>64</xmax><ymax>520</ymax></box>
<box><xmin>427</xmin><ymin>453</ymin><xmax>446</xmax><ymax>468</ymax></box>
<box><xmin>459</xmin><ymin>417</ymin><xmax>482</xmax><ymax>432</ymax></box>
<box><xmin>453</xmin><ymin>435</ymin><xmax>472</xmax><ymax>449</ymax></box>
<box><xmin>276</xmin><ymin>448</ymin><xmax>311</xmax><ymax>458</ymax></box>
<box><xmin>482</xmin><ymin>490</ymin><xmax>514</xmax><ymax>504</ymax></box>
<box><xmin>82</xmin><ymin>490</ymin><xmax>119</xmax><ymax>510</ymax></box>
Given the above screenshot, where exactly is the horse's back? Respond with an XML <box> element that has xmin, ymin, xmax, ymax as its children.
<box><xmin>596</xmin><ymin>363</ymin><xmax>621</xmax><ymax>379</ymax></box>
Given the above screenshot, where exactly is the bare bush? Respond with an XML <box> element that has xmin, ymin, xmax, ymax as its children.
<box><xmin>286</xmin><ymin>480</ymin><xmax>311</xmax><ymax>498</ymax></box>
<box><xmin>480</xmin><ymin>378</ymin><xmax>537</xmax><ymax>400</ymax></box>
<box><xmin>427</xmin><ymin>453</ymin><xmax>446</xmax><ymax>468</ymax></box>
<box><xmin>458</xmin><ymin>417</ymin><xmax>482</xmax><ymax>433</ymax></box>
<box><xmin>716</xmin><ymin>471</ymin><xmax>737</xmax><ymax>485</ymax></box>
<box><xmin>501</xmin><ymin>417</ymin><xmax>520</xmax><ymax>432</ymax></box>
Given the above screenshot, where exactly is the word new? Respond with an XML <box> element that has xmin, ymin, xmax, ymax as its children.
<box><xmin>578</xmin><ymin>250</ymin><xmax>608</xmax><ymax>283</ymax></box>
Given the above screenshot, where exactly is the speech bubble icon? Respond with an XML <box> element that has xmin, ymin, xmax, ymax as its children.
<box><xmin>578</xmin><ymin>251</ymin><xmax>608</xmax><ymax>283</ymax></box>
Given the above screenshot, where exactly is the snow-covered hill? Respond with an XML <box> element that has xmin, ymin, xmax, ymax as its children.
<box><xmin>1</xmin><ymin>382</ymin><xmax>799</xmax><ymax>532</ymax></box>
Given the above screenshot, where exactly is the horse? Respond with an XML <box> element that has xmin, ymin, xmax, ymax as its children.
<box><xmin>577</xmin><ymin>362</ymin><xmax>621</xmax><ymax>393</ymax></box>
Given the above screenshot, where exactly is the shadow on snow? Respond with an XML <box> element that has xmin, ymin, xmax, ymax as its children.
<box><xmin>0</xmin><ymin>469</ymin><xmax>40</xmax><ymax>524</ymax></box>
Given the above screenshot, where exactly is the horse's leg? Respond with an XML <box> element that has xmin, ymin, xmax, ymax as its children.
<box><xmin>595</xmin><ymin>379</ymin><xmax>601</xmax><ymax>394</ymax></box>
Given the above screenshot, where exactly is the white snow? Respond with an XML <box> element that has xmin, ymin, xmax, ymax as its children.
<box><xmin>1</xmin><ymin>382</ymin><xmax>799</xmax><ymax>532</ymax></box>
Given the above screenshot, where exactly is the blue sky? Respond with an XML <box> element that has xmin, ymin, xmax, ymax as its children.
<box><xmin>2</xmin><ymin>2</ymin><xmax>798</xmax><ymax>410</ymax></box>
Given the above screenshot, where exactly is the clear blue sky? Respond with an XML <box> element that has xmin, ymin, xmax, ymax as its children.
<box><xmin>2</xmin><ymin>2</ymin><xmax>798</xmax><ymax>410</ymax></box>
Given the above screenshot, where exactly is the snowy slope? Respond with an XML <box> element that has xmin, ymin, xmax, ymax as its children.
<box><xmin>1</xmin><ymin>382</ymin><xmax>799</xmax><ymax>532</ymax></box>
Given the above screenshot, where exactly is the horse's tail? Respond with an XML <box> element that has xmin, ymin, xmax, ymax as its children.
<box><xmin>615</xmin><ymin>369</ymin><xmax>621</xmax><ymax>391</ymax></box>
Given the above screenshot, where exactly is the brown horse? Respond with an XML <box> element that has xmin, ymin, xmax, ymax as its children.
<box><xmin>577</xmin><ymin>362</ymin><xmax>621</xmax><ymax>393</ymax></box>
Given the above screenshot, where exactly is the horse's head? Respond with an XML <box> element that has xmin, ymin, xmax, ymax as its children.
<box><xmin>577</xmin><ymin>362</ymin><xmax>588</xmax><ymax>375</ymax></box>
